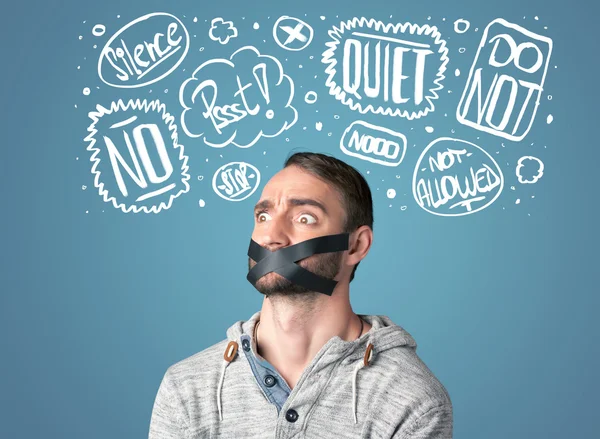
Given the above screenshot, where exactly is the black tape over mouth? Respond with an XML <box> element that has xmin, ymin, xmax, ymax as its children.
<box><xmin>247</xmin><ymin>233</ymin><xmax>350</xmax><ymax>296</ymax></box>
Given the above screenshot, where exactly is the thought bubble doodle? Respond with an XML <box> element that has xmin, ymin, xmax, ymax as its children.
<box><xmin>516</xmin><ymin>156</ymin><xmax>544</xmax><ymax>184</ymax></box>
<box><xmin>212</xmin><ymin>162</ymin><xmax>261</xmax><ymax>201</ymax></box>
<box><xmin>209</xmin><ymin>18</ymin><xmax>238</xmax><ymax>45</ymax></box>
<box><xmin>98</xmin><ymin>13</ymin><xmax>189</xmax><ymax>89</ymax></box>
<box><xmin>412</xmin><ymin>137</ymin><xmax>504</xmax><ymax>216</ymax></box>
<box><xmin>85</xmin><ymin>99</ymin><xmax>190</xmax><ymax>213</ymax></box>
<box><xmin>179</xmin><ymin>46</ymin><xmax>298</xmax><ymax>148</ymax></box>
<box><xmin>322</xmin><ymin>17</ymin><xmax>449</xmax><ymax>120</ymax></box>
<box><xmin>456</xmin><ymin>18</ymin><xmax>553</xmax><ymax>141</ymax></box>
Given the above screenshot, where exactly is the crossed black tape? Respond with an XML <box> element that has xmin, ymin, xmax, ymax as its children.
<box><xmin>246</xmin><ymin>233</ymin><xmax>350</xmax><ymax>296</ymax></box>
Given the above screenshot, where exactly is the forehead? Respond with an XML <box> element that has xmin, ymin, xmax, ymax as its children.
<box><xmin>260</xmin><ymin>165</ymin><xmax>342</xmax><ymax>206</ymax></box>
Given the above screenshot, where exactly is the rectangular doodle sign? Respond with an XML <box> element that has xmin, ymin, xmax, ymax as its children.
<box><xmin>340</xmin><ymin>120</ymin><xmax>406</xmax><ymax>166</ymax></box>
<box><xmin>456</xmin><ymin>18</ymin><xmax>553</xmax><ymax>141</ymax></box>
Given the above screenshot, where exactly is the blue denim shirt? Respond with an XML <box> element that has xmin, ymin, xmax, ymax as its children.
<box><xmin>240</xmin><ymin>334</ymin><xmax>292</xmax><ymax>414</ymax></box>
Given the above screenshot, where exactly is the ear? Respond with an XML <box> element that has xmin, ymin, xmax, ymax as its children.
<box><xmin>346</xmin><ymin>226</ymin><xmax>373</xmax><ymax>266</ymax></box>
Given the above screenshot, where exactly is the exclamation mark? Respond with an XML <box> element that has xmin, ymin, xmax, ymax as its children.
<box><xmin>253</xmin><ymin>63</ymin><xmax>270</xmax><ymax>104</ymax></box>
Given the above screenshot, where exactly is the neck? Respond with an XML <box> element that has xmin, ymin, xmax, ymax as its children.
<box><xmin>254</xmin><ymin>285</ymin><xmax>369</xmax><ymax>388</ymax></box>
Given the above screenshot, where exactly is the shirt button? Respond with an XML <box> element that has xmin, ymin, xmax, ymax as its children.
<box><xmin>264</xmin><ymin>375</ymin><xmax>276</xmax><ymax>387</ymax></box>
<box><xmin>242</xmin><ymin>339</ymin><xmax>251</xmax><ymax>352</ymax></box>
<box><xmin>285</xmin><ymin>409</ymin><xmax>299</xmax><ymax>423</ymax></box>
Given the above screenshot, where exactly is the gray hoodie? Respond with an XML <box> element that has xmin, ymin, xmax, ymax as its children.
<box><xmin>148</xmin><ymin>311</ymin><xmax>453</xmax><ymax>438</ymax></box>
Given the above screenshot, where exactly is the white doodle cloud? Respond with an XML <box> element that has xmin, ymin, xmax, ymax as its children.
<box><xmin>212</xmin><ymin>162</ymin><xmax>261</xmax><ymax>201</ymax></box>
<box><xmin>179</xmin><ymin>46</ymin><xmax>297</xmax><ymax>148</ymax></box>
<box><xmin>412</xmin><ymin>137</ymin><xmax>504</xmax><ymax>216</ymax></box>
<box><xmin>516</xmin><ymin>156</ymin><xmax>544</xmax><ymax>184</ymax></box>
<box><xmin>97</xmin><ymin>12</ymin><xmax>189</xmax><ymax>89</ymax></box>
<box><xmin>322</xmin><ymin>17</ymin><xmax>449</xmax><ymax>120</ymax></box>
<box><xmin>85</xmin><ymin>99</ymin><xmax>191</xmax><ymax>213</ymax></box>
<box><xmin>209</xmin><ymin>17</ymin><xmax>238</xmax><ymax>45</ymax></box>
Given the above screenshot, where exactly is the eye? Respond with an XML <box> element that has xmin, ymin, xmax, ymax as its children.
<box><xmin>297</xmin><ymin>213</ymin><xmax>317</xmax><ymax>225</ymax></box>
<box><xmin>256</xmin><ymin>211</ymin><xmax>272</xmax><ymax>222</ymax></box>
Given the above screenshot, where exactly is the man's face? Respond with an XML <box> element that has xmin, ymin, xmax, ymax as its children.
<box><xmin>248</xmin><ymin>165</ymin><xmax>348</xmax><ymax>298</ymax></box>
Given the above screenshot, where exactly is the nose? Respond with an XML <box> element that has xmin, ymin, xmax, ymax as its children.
<box><xmin>253</xmin><ymin>215</ymin><xmax>291</xmax><ymax>252</ymax></box>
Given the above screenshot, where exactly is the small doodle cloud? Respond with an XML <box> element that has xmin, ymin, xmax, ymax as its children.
<box><xmin>516</xmin><ymin>156</ymin><xmax>544</xmax><ymax>184</ymax></box>
<box><xmin>209</xmin><ymin>17</ymin><xmax>238</xmax><ymax>45</ymax></box>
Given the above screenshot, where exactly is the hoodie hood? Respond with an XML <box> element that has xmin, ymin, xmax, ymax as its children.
<box><xmin>216</xmin><ymin>311</ymin><xmax>417</xmax><ymax>424</ymax></box>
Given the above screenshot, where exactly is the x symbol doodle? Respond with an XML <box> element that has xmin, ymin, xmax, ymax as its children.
<box><xmin>280</xmin><ymin>23</ymin><xmax>308</xmax><ymax>46</ymax></box>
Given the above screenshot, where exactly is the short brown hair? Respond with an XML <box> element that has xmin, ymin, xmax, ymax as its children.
<box><xmin>284</xmin><ymin>151</ymin><xmax>374</xmax><ymax>282</ymax></box>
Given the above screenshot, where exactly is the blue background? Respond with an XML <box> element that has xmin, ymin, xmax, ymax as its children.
<box><xmin>1</xmin><ymin>0</ymin><xmax>598</xmax><ymax>438</ymax></box>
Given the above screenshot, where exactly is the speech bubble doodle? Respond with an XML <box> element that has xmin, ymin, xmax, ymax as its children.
<box><xmin>179</xmin><ymin>46</ymin><xmax>298</xmax><ymax>148</ymax></box>
<box><xmin>273</xmin><ymin>16</ymin><xmax>314</xmax><ymax>51</ymax></box>
<box><xmin>98</xmin><ymin>13</ymin><xmax>189</xmax><ymax>89</ymax></box>
<box><xmin>209</xmin><ymin>17</ymin><xmax>238</xmax><ymax>45</ymax></box>
<box><xmin>212</xmin><ymin>162</ymin><xmax>261</xmax><ymax>201</ymax></box>
<box><xmin>322</xmin><ymin>17</ymin><xmax>449</xmax><ymax>120</ymax></box>
<box><xmin>516</xmin><ymin>156</ymin><xmax>544</xmax><ymax>184</ymax></box>
<box><xmin>340</xmin><ymin>120</ymin><xmax>407</xmax><ymax>167</ymax></box>
<box><xmin>456</xmin><ymin>18</ymin><xmax>553</xmax><ymax>141</ymax></box>
<box><xmin>85</xmin><ymin>99</ymin><xmax>190</xmax><ymax>213</ymax></box>
<box><xmin>412</xmin><ymin>137</ymin><xmax>504</xmax><ymax>216</ymax></box>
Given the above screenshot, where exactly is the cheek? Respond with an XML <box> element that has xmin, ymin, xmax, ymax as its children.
<box><xmin>257</xmin><ymin>272</ymin><xmax>284</xmax><ymax>285</ymax></box>
<box><xmin>250</xmin><ymin>229</ymin><xmax>262</xmax><ymax>243</ymax></box>
<box><xmin>298</xmin><ymin>253</ymin><xmax>321</xmax><ymax>267</ymax></box>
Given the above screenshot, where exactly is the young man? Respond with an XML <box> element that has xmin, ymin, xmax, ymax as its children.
<box><xmin>149</xmin><ymin>152</ymin><xmax>453</xmax><ymax>438</ymax></box>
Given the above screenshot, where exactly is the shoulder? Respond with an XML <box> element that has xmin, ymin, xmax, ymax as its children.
<box><xmin>371</xmin><ymin>345</ymin><xmax>452</xmax><ymax>409</ymax></box>
<box><xmin>166</xmin><ymin>338</ymin><xmax>234</xmax><ymax>383</ymax></box>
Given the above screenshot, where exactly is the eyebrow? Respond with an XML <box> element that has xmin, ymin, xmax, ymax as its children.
<box><xmin>254</xmin><ymin>198</ymin><xmax>329</xmax><ymax>215</ymax></box>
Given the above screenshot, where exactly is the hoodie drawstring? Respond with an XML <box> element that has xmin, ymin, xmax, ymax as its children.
<box><xmin>217</xmin><ymin>341</ymin><xmax>238</xmax><ymax>421</ymax></box>
<box><xmin>352</xmin><ymin>342</ymin><xmax>374</xmax><ymax>424</ymax></box>
<box><xmin>218</xmin><ymin>339</ymin><xmax>374</xmax><ymax>424</ymax></box>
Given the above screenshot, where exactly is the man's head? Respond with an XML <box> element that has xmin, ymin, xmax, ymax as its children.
<box><xmin>247</xmin><ymin>151</ymin><xmax>374</xmax><ymax>299</ymax></box>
